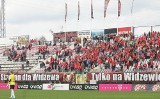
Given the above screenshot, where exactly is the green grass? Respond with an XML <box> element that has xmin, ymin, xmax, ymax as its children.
<box><xmin>0</xmin><ymin>90</ymin><xmax>160</xmax><ymax>99</ymax></box>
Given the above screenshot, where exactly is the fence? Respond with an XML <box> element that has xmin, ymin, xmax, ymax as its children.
<box><xmin>133</xmin><ymin>25</ymin><xmax>160</xmax><ymax>36</ymax></box>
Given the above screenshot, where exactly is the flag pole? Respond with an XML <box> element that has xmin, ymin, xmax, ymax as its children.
<box><xmin>77</xmin><ymin>0</ymin><xmax>80</xmax><ymax>46</ymax></box>
<box><xmin>117</xmin><ymin>0</ymin><xmax>121</xmax><ymax>35</ymax></box>
<box><xmin>104</xmin><ymin>0</ymin><xmax>106</xmax><ymax>34</ymax></box>
<box><xmin>91</xmin><ymin>18</ymin><xmax>93</xmax><ymax>37</ymax></box>
<box><xmin>64</xmin><ymin>1</ymin><xmax>67</xmax><ymax>42</ymax></box>
<box><xmin>77</xmin><ymin>0</ymin><xmax>80</xmax><ymax>32</ymax></box>
<box><xmin>131</xmin><ymin>0</ymin><xmax>135</xmax><ymax>28</ymax></box>
<box><xmin>104</xmin><ymin>0</ymin><xmax>110</xmax><ymax>37</ymax></box>
<box><xmin>131</xmin><ymin>0</ymin><xmax>135</xmax><ymax>16</ymax></box>
<box><xmin>104</xmin><ymin>17</ymin><xmax>106</xmax><ymax>39</ymax></box>
<box><xmin>65</xmin><ymin>22</ymin><xmax>67</xmax><ymax>42</ymax></box>
<box><xmin>90</xmin><ymin>0</ymin><xmax>93</xmax><ymax>38</ymax></box>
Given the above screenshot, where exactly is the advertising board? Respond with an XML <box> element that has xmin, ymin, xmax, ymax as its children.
<box><xmin>42</xmin><ymin>84</ymin><xmax>53</xmax><ymax>90</ymax></box>
<box><xmin>18</xmin><ymin>84</ymin><xmax>42</xmax><ymax>90</ymax></box>
<box><xmin>52</xmin><ymin>84</ymin><xmax>69</xmax><ymax>90</ymax></box>
<box><xmin>99</xmin><ymin>84</ymin><xmax>132</xmax><ymax>91</ymax></box>
<box><xmin>0</xmin><ymin>83</ymin><xmax>18</xmax><ymax>90</ymax></box>
<box><xmin>132</xmin><ymin>84</ymin><xmax>160</xmax><ymax>91</ymax></box>
<box><xmin>69</xmin><ymin>84</ymin><xmax>98</xmax><ymax>90</ymax></box>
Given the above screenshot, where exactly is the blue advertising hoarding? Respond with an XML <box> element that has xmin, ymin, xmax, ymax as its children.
<box><xmin>91</xmin><ymin>30</ymin><xmax>104</xmax><ymax>36</ymax></box>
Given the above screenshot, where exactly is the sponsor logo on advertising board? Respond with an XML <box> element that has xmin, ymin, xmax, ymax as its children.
<box><xmin>84</xmin><ymin>84</ymin><xmax>98</xmax><ymax>90</ymax></box>
<box><xmin>18</xmin><ymin>85</ymin><xmax>28</xmax><ymax>89</ymax></box>
<box><xmin>18</xmin><ymin>84</ymin><xmax>42</xmax><ymax>90</ymax></box>
<box><xmin>133</xmin><ymin>84</ymin><xmax>147</xmax><ymax>91</ymax></box>
<box><xmin>69</xmin><ymin>84</ymin><xmax>83</xmax><ymax>90</ymax></box>
<box><xmin>151</xmin><ymin>84</ymin><xmax>160</xmax><ymax>91</ymax></box>
<box><xmin>52</xmin><ymin>84</ymin><xmax>69</xmax><ymax>90</ymax></box>
<box><xmin>42</xmin><ymin>84</ymin><xmax>53</xmax><ymax>90</ymax></box>
<box><xmin>0</xmin><ymin>83</ymin><xmax>18</xmax><ymax>90</ymax></box>
<box><xmin>132</xmin><ymin>84</ymin><xmax>160</xmax><ymax>91</ymax></box>
<box><xmin>29</xmin><ymin>85</ymin><xmax>42</xmax><ymax>89</ymax></box>
<box><xmin>69</xmin><ymin>84</ymin><xmax>98</xmax><ymax>90</ymax></box>
<box><xmin>99</xmin><ymin>84</ymin><xmax>132</xmax><ymax>91</ymax></box>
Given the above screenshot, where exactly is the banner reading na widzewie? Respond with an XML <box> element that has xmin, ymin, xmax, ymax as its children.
<box><xmin>87</xmin><ymin>72</ymin><xmax>160</xmax><ymax>83</ymax></box>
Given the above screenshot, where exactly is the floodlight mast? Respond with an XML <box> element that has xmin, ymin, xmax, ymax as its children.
<box><xmin>0</xmin><ymin>0</ymin><xmax>6</xmax><ymax>38</ymax></box>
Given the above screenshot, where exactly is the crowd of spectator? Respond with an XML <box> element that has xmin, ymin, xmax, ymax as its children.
<box><xmin>45</xmin><ymin>31</ymin><xmax>160</xmax><ymax>73</ymax></box>
<box><xmin>1</xmin><ymin>31</ymin><xmax>160</xmax><ymax>73</ymax></box>
<box><xmin>7</xmin><ymin>45</ymin><xmax>27</xmax><ymax>62</ymax></box>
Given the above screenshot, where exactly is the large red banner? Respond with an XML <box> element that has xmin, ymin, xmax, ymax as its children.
<box><xmin>118</xmin><ymin>27</ymin><xmax>132</xmax><ymax>35</ymax></box>
<box><xmin>66</xmin><ymin>31</ymin><xmax>78</xmax><ymax>42</ymax></box>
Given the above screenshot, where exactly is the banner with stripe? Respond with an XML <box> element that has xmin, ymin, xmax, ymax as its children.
<box><xmin>118</xmin><ymin>0</ymin><xmax>121</xmax><ymax>17</ymax></box>
<box><xmin>91</xmin><ymin>0</ymin><xmax>94</xmax><ymax>19</ymax></box>
<box><xmin>65</xmin><ymin>3</ymin><xmax>67</xmax><ymax>22</ymax></box>
<box><xmin>104</xmin><ymin>0</ymin><xmax>110</xmax><ymax>18</ymax></box>
<box><xmin>78</xmin><ymin>1</ymin><xmax>80</xmax><ymax>20</ymax></box>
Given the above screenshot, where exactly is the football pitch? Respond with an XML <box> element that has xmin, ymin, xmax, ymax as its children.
<box><xmin>0</xmin><ymin>90</ymin><xmax>160</xmax><ymax>99</ymax></box>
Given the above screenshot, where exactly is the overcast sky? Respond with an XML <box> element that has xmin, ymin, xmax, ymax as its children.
<box><xmin>5</xmin><ymin>0</ymin><xmax>160</xmax><ymax>40</ymax></box>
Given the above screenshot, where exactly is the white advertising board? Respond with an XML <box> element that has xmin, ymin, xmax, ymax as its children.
<box><xmin>42</xmin><ymin>84</ymin><xmax>53</xmax><ymax>90</ymax></box>
<box><xmin>52</xmin><ymin>84</ymin><xmax>69</xmax><ymax>90</ymax></box>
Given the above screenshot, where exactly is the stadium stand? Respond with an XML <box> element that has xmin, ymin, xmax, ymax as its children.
<box><xmin>43</xmin><ymin>31</ymin><xmax>160</xmax><ymax>73</ymax></box>
<box><xmin>0</xmin><ymin>31</ymin><xmax>160</xmax><ymax>73</ymax></box>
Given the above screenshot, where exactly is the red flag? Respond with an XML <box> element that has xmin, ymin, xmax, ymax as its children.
<box><xmin>65</xmin><ymin>3</ymin><xmax>67</xmax><ymax>22</ymax></box>
<box><xmin>118</xmin><ymin>0</ymin><xmax>121</xmax><ymax>17</ymax></box>
<box><xmin>104</xmin><ymin>0</ymin><xmax>110</xmax><ymax>18</ymax></box>
<box><xmin>91</xmin><ymin>0</ymin><xmax>94</xmax><ymax>19</ymax></box>
<box><xmin>78</xmin><ymin>1</ymin><xmax>80</xmax><ymax>20</ymax></box>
